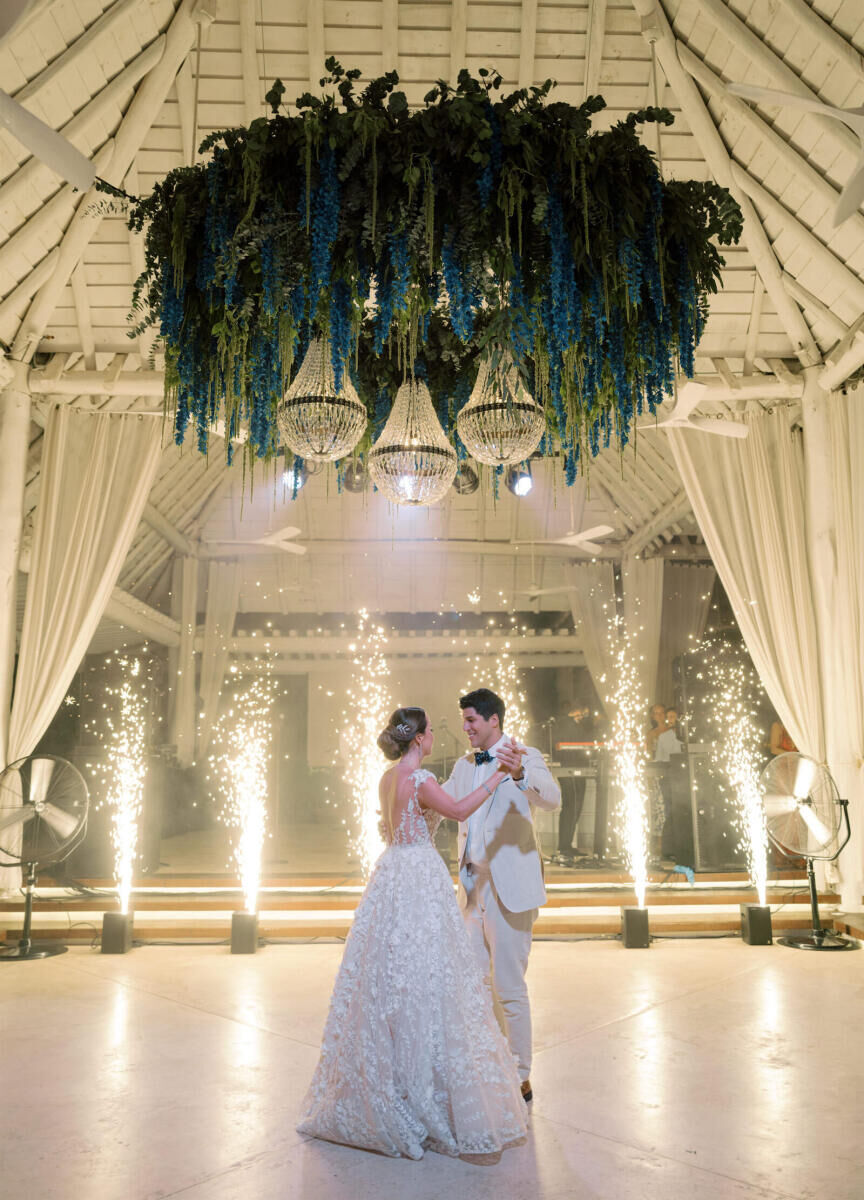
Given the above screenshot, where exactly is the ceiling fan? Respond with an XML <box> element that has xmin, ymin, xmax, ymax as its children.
<box><xmin>639</xmin><ymin>381</ymin><xmax>749</xmax><ymax>438</ymax></box>
<box><xmin>205</xmin><ymin>526</ymin><xmax>307</xmax><ymax>556</ymax></box>
<box><xmin>727</xmin><ymin>82</ymin><xmax>864</xmax><ymax>228</ymax></box>
<box><xmin>0</xmin><ymin>3</ymin><xmax>97</xmax><ymax>193</ymax></box>
<box><xmin>522</xmin><ymin>524</ymin><xmax>616</xmax><ymax>556</ymax></box>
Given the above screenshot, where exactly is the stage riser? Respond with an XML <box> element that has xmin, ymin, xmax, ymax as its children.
<box><xmin>0</xmin><ymin>887</ymin><xmax>836</xmax><ymax>916</ymax></box>
<box><xmin>0</xmin><ymin>906</ymin><xmax>846</xmax><ymax>942</ymax></box>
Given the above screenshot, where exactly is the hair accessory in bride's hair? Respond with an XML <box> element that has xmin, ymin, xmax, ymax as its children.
<box><xmin>395</xmin><ymin>722</ymin><xmax>411</xmax><ymax>737</ymax></box>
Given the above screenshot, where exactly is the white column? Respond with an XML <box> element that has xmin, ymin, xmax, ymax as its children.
<box><xmin>172</xmin><ymin>556</ymin><xmax>199</xmax><ymax>767</ymax></box>
<box><xmin>802</xmin><ymin>368</ymin><xmax>862</xmax><ymax>906</ymax></box>
<box><xmin>0</xmin><ymin>358</ymin><xmax>32</xmax><ymax>768</ymax></box>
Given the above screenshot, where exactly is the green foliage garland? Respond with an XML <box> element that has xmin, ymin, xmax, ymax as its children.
<box><xmin>115</xmin><ymin>61</ymin><xmax>742</xmax><ymax>479</ymax></box>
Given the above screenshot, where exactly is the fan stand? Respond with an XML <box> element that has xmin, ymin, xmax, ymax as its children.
<box><xmin>778</xmin><ymin>854</ymin><xmax>859</xmax><ymax>952</ymax></box>
<box><xmin>0</xmin><ymin>862</ymin><xmax>67</xmax><ymax>961</ymax></box>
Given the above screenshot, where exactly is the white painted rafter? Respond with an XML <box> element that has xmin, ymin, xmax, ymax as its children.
<box><xmin>696</xmin><ymin>0</ymin><xmax>859</xmax><ymax>163</ymax></box>
<box><xmin>518</xmin><ymin>0</ymin><xmax>538</xmax><ymax>90</ymax></box>
<box><xmin>10</xmin><ymin>0</ymin><xmax>216</xmax><ymax>365</ymax></box>
<box><xmin>307</xmin><ymin>0</ymin><xmax>325</xmax><ymax>94</ymax></box>
<box><xmin>679</xmin><ymin>46</ymin><xmax>864</xmax><ymax>249</ymax></box>
<box><xmin>238</xmin><ymin>0</ymin><xmax>261</xmax><ymax>125</ymax></box>
<box><xmin>774</xmin><ymin>0</ymin><xmax>864</xmax><ymax>82</ymax></box>
<box><xmin>449</xmin><ymin>0</ymin><xmax>466</xmax><ymax>84</ymax></box>
<box><xmin>584</xmin><ymin>0</ymin><xmax>607</xmax><ymax>100</ymax></box>
<box><xmin>629</xmin><ymin>0</ymin><xmax>820</xmax><ymax>369</ymax></box>
<box><xmin>730</xmin><ymin>163</ymin><xmax>864</xmax><ymax>309</ymax></box>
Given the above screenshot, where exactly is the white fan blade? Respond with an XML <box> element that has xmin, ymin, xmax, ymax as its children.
<box><xmin>554</xmin><ymin>524</ymin><xmax>615</xmax><ymax>546</ymax></box>
<box><xmin>518</xmin><ymin>586</ymin><xmax>574</xmax><ymax>597</ymax></box>
<box><xmin>672</xmin><ymin>381</ymin><xmax>708</xmax><ymax>420</ymax></box>
<box><xmin>791</xmin><ymin>757</ymin><xmax>819</xmax><ymax>802</ymax></box>
<box><xmin>688</xmin><ymin>417</ymin><xmax>749</xmax><ymax>439</ymax></box>
<box><xmin>256</xmin><ymin>526</ymin><xmax>302</xmax><ymax>545</ymax></box>
<box><xmin>39</xmin><ymin>802</ymin><xmax>81</xmax><ymax>840</ymax></box>
<box><xmin>833</xmin><ymin>154</ymin><xmax>864</xmax><ymax>226</ymax></box>
<box><xmin>0</xmin><ymin>804</ymin><xmax>35</xmax><ymax>835</ymax></box>
<box><xmin>797</xmin><ymin>802</ymin><xmax>832</xmax><ymax>848</ymax></box>
<box><xmin>0</xmin><ymin>90</ymin><xmax>97</xmax><ymax>191</ymax></box>
<box><xmin>726</xmin><ymin>84</ymin><xmax>860</xmax><ymax>126</ymax></box>
<box><xmin>762</xmin><ymin>792</ymin><xmax>796</xmax><ymax>819</ymax></box>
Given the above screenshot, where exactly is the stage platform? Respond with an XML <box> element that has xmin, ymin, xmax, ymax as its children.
<box><xmin>0</xmin><ymin>865</ymin><xmax>844</xmax><ymax>943</ymax></box>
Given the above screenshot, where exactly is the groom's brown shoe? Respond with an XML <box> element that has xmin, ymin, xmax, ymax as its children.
<box><xmin>521</xmin><ymin>1080</ymin><xmax>533</xmax><ymax>1103</ymax></box>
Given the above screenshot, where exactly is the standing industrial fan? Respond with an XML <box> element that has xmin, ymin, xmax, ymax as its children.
<box><xmin>760</xmin><ymin>752</ymin><xmax>858</xmax><ymax>951</ymax></box>
<box><xmin>0</xmin><ymin>754</ymin><xmax>89</xmax><ymax>960</ymax></box>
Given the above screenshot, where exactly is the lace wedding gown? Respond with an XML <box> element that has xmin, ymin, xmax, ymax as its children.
<box><xmin>297</xmin><ymin>768</ymin><xmax>528</xmax><ymax>1159</ymax></box>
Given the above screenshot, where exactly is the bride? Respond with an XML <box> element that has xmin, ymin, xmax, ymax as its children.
<box><xmin>297</xmin><ymin>706</ymin><xmax>528</xmax><ymax>1161</ymax></box>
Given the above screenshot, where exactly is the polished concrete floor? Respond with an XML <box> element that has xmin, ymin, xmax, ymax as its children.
<box><xmin>2</xmin><ymin>938</ymin><xmax>862</xmax><ymax>1200</ymax></box>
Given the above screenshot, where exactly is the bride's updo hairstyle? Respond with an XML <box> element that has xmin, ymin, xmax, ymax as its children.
<box><xmin>377</xmin><ymin>707</ymin><xmax>427</xmax><ymax>761</ymax></box>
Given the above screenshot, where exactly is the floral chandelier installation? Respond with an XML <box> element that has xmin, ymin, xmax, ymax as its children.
<box><xmin>118</xmin><ymin>60</ymin><xmax>742</xmax><ymax>496</ymax></box>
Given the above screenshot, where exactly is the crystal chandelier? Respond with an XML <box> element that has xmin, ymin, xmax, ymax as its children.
<box><xmin>276</xmin><ymin>337</ymin><xmax>367</xmax><ymax>461</ymax></box>
<box><xmin>456</xmin><ymin>347</ymin><xmax>546</xmax><ymax>466</ymax></box>
<box><xmin>367</xmin><ymin>378</ymin><xmax>457</xmax><ymax>506</ymax></box>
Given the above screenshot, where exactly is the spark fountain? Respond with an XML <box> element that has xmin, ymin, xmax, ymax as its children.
<box><xmin>89</xmin><ymin>651</ymin><xmax>152</xmax><ymax>954</ymax></box>
<box><xmin>607</xmin><ymin>624</ymin><xmax>652</xmax><ymax>947</ymax></box>
<box><xmin>694</xmin><ymin>639</ymin><xmax>772</xmax><ymax>944</ymax></box>
<box><xmin>208</xmin><ymin>669</ymin><xmax>277</xmax><ymax>953</ymax></box>
<box><xmin>341</xmin><ymin>612</ymin><xmax>393</xmax><ymax>878</ymax></box>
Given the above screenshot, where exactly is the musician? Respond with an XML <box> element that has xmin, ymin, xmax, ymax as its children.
<box><xmin>554</xmin><ymin>700</ymin><xmax>602</xmax><ymax>866</ymax></box>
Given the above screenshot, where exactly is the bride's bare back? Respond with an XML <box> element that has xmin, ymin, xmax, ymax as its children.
<box><xmin>379</xmin><ymin>759</ymin><xmax>510</xmax><ymax>847</ymax></box>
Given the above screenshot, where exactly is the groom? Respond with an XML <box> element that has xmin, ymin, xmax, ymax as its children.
<box><xmin>444</xmin><ymin>688</ymin><xmax>561</xmax><ymax>1103</ymax></box>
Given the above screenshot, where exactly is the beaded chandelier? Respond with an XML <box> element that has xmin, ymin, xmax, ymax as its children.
<box><xmin>276</xmin><ymin>337</ymin><xmax>367</xmax><ymax>461</ymax></box>
<box><xmin>456</xmin><ymin>348</ymin><xmax>546</xmax><ymax>466</ymax></box>
<box><xmin>367</xmin><ymin>378</ymin><xmax>457</xmax><ymax>506</ymax></box>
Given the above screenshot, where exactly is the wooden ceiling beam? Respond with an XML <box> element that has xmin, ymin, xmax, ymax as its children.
<box><xmin>518</xmin><ymin>0</ymin><xmax>538</xmax><ymax>90</ymax></box>
<box><xmin>11</xmin><ymin>0</ymin><xmax>146</xmax><ymax>110</ymax></box>
<box><xmin>0</xmin><ymin>37</ymin><xmax>165</xmax><ymax>224</ymax></box>
<box><xmin>781</xmin><ymin>273</ymin><xmax>851</xmax><ymax>341</ymax></box>
<box><xmin>629</xmin><ymin>0</ymin><xmax>821</xmax><ymax>369</ymax></box>
<box><xmin>381</xmin><ymin>0</ymin><xmax>399</xmax><ymax>74</ymax></box>
<box><xmin>731</xmin><ymin>164</ymin><xmax>864</xmax><ymax>309</ymax></box>
<box><xmin>307</xmin><ymin>0</ymin><xmax>325</xmax><ymax>94</ymax></box>
<box><xmin>238</xmin><ymin>0</ymin><xmax>261</xmax><ymax>125</ymax></box>
<box><xmin>621</xmin><ymin>491</ymin><xmax>692</xmax><ymax>557</ymax></box>
<box><xmin>774</xmin><ymin>0</ymin><xmax>864</xmax><ymax>82</ymax></box>
<box><xmin>696</xmin><ymin>0</ymin><xmax>858</xmax><ymax>162</ymax></box>
<box><xmin>11</xmin><ymin>0</ymin><xmax>217</xmax><ymax>365</ymax></box>
<box><xmin>679</xmin><ymin>46</ymin><xmax>864</xmax><ymax>248</ymax></box>
<box><xmin>584</xmin><ymin>0</ymin><xmax>607</xmax><ymax>100</ymax></box>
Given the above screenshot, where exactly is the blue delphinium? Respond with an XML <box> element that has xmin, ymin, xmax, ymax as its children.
<box><xmin>329</xmin><ymin>278</ymin><xmax>353</xmax><ymax>390</ymax></box>
<box><xmin>441</xmin><ymin>230</ymin><xmax>473</xmax><ymax>342</ymax></box>
<box><xmin>309</xmin><ymin>149</ymin><xmax>340</xmax><ymax>317</ymax></box>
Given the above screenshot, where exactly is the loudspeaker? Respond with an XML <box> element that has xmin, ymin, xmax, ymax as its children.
<box><xmin>740</xmin><ymin>904</ymin><xmax>773</xmax><ymax>946</ymax></box>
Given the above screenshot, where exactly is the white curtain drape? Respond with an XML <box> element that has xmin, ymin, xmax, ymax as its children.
<box><xmin>197</xmin><ymin>561</ymin><xmax>240</xmax><ymax>759</ymax></box>
<box><xmin>1</xmin><ymin>408</ymin><xmax>160</xmax><ymax>891</ymax></box>
<box><xmin>656</xmin><ymin>563</ymin><xmax>716</xmax><ymax>707</ymax></box>
<box><xmin>621</xmin><ymin>555</ymin><xmax>664</xmax><ymax>712</ymax></box>
<box><xmin>568</xmin><ymin>562</ymin><xmax>618</xmax><ymax>719</ymax></box>
<box><xmin>668</xmin><ymin>413</ymin><xmax>825</xmax><ymax>761</ymax></box>
<box><xmin>822</xmin><ymin>388</ymin><xmax>864</xmax><ymax>899</ymax></box>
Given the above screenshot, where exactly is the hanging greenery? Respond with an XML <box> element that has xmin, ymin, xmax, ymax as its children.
<box><xmin>115</xmin><ymin>61</ymin><xmax>742</xmax><ymax>477</ymax></box>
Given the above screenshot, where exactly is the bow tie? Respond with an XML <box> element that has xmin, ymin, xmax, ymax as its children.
<box><xmin>474</xmin><ymin>750</ymin><xmax>494</xmax><ymax>765</ymax></box>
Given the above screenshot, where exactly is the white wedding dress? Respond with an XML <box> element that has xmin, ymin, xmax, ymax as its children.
<box><xmin>297</xmin><ymin>768</ymin><xmax>528</xmax><ymax>1159</ymax></box>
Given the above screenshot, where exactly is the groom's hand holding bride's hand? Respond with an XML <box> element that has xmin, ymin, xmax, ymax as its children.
<box><xmin>496</xmin><ymin>740</ymin><xmax>526</xmax><ymax>780</ymax></box>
